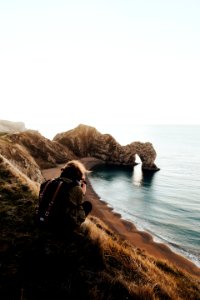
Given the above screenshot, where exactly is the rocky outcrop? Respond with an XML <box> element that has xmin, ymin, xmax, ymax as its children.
<box><xmin>0</xmin><ymin>123</ymin><xmax>159</xmax><ymax>177</ymax></box>
<box><xmin>54</xmin><ymin>125</ymin><xmax>134</xmax><ymax>165</ymax></box>
<box><xmin>54</xmin><ymin>124</ymin><xmax>160</xmax><ymax>171</ymax></box>
<box><xmin>124</xmin><ymin>142</ymin><xmax>159</xmax><ymax>171</ymax></box>
<box><xmin>4</xmin><ymin>130</ymin><xmax>76</xmax><ymax>169</ymax></box>
<box><xmin>0</xmin><ymin>130</ymin><xmax>77</xmax><ymax>182</ymax></box>
<box><xmin>0</xmin><ymin>119</ymin><xmax>26</xmax><ymax>133</ymax></box>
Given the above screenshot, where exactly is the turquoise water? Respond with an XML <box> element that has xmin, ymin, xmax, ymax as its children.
<box><xmin>89</xmin><ymin>125</ymin><xmax>200</xmax><ymax>267</ymax></box>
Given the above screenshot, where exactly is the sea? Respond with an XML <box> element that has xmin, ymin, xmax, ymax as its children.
<box><xmin>88</xmin><ymin>125</ymin><xmax>200</xmax><ymax>267</ymax></box>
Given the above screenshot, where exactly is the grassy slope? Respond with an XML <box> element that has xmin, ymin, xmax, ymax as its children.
<box><xmin>0</xmin><ymin>156</ymin><xmax>200</xmax><ymax>300</ymax></box>
<box><xmin>6</xmin><ymin>130</ymin><xmax>76</xmax><ymax>169</ymax></box>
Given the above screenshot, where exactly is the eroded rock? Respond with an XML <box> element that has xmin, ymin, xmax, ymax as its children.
<box><xmin>54</xmin><ymin>124</ymin><xmax>160</xmax><ymax>171</ymax></box>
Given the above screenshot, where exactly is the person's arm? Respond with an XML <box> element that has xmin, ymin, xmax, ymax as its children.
<box><xmin>68</xmin><ymin>186</ymin><xmax>86</xmax><ymax>225</ymax></box>
<box><xmin>80</xmin><ymin>179</ymin><xmax>87</xmax><ymax>195</ymax></box>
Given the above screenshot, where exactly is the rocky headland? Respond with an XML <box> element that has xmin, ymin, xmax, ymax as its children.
<box><xmin>1</xmin><ymin>121</ymin><xmax>200</xmax><ymax>299</ymax></box>
<box><xmin>0</xmin><ymin>122</ymin><xmax>160</xmax><ymax>175</ymax></box>
<box><xmin>53</xmin><ymin>124</ymin><xmax>160</xmax><ymax>171</ymax></box>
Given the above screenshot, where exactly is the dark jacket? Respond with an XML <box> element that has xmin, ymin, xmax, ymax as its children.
<box><xmin>37</xmin><ymin>177</ymin><xmax>86</xmax><ymax>230</ymax></box>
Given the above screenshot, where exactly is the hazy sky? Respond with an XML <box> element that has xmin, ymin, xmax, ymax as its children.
<box><xmin>1</xmin><ymin>0</ymin><xmax>200</xmax><ymax>141</ymax></box>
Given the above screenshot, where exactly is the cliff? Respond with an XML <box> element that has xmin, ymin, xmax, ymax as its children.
<box><xmin>0</xmin><ymin>122</ymin><xmax>159</xmax><ymax>172</ymax></box>
<box><xmin>54</xmin><ymin>124</ymin><xmax>160</xmax><ymax>171</ymax></box>
<box><xmin>0</xmin><ymin>130</ymin><xmax>76</xmax><ymax>182</ymax></box>
<box><xmin>0</xmin><ymin>119</ymin><xmax>26</xmax><ymax>133</ymax></box>
<box><xmin>0</xmin><ymin>124</ymin><xmax>200</xmax><ymax>299</ymax></box>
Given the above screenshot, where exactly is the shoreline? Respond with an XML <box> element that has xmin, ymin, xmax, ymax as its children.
<box><xmin>42</xmin><ymin>158</ymin><xmax>200</xmax><ymax>278</ymax></box>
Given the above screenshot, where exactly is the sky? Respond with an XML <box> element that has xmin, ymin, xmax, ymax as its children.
<box><xmin>1</xmin><ymin>0</ymin><xmax>200</xmax><ymax>142</ymax></box>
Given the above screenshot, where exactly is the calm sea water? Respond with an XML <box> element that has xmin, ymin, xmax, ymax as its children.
<box><xmin>89</xmin><ymin>125</ymin><xmax>200</xmax><ymax>267</ymax></box>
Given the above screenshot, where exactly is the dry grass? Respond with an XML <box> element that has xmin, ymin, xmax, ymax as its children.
<box><xmin>0</xmin><ymin>154</ymin><xmax>39</xmax><ymax>195</ymax></box>
<box><xmin>87</xmin><ymin>217</ymin><xmax>200</xmax><ymax>300</ymax></box>
<box><xmin>0</xmin><ymin>136</ymin><xmax>43</xmax><ymax>183</ymax></box>
<box><xmin>0</xmin><ymin>159</ymin><xmax>200</xmax><ymax>300</ymax></box>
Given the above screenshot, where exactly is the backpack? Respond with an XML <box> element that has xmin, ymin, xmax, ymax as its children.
<box><xmin>35</xmin><ymin>177</ymin><xmax>78</xmax><ymax>227</ymax></box>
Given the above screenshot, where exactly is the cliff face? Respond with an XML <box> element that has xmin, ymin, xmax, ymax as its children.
<box><xmin>0</xmin><ymin>130</ymin><xmax>76</xmax><ymax>183</ymax></box>
<box><xmin>54</xmin><ymin>124</ymin><xmax>159</xmax><ymax>171</ymax></box>
<box><xmin>0</xmin><ymin>123</ymin><xmax>159</xmax><ymax>184</ymax></box>
<box><xmin>54</xmin><ymin>125</ymin><xmax>133</xmax><ymax>164</ymax></box>
<box><xmin>5</xmin><ymin>130</ymin><xmax>76</xmax><ymax>169</ymax></box>
<box><xmin>0</xmin><ymin>119</ymin><xmax>26</xmax><ymax>133</ymax></box>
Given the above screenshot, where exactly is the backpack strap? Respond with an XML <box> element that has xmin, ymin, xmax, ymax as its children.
<box><xmin>39</xmin><ymin>179</ymin><xmax>52</xmax><ymax>202</ymax></box>
<box><xmin>36</xmin><ymin>180</ymin><xmax>53</xmax><ymax>220</ymax></box>
<box><xmin>44</xmin><ymin>180</ymin><xmax>64</xmax><ymax>220</ymax></box>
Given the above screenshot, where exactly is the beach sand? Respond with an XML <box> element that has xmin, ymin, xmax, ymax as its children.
<box><xmin>42</xmin><ymin>157</ymin><xmax>200</xmax><ymax>278</ymax></box>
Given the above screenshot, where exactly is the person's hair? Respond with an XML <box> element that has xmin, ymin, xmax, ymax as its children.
<box><xmin>60</xmin><ymin>160</ymin><xmax>89</xmax><ymax>181</ymax></box>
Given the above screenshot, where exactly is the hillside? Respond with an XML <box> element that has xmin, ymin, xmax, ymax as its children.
<box><xmin>0</xmin><ymin>130</ymin><xmax>76</xmax><ymax>178</ymax></box>
<box><xmin>0</xmin><ymin>155</ymin><xmax>200</xmax><ymax>299</ymax></box>
<box><xmin>0</xmin><ymin>123</ymin><xmax>200</xmax><ymax>299</ymax></box>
